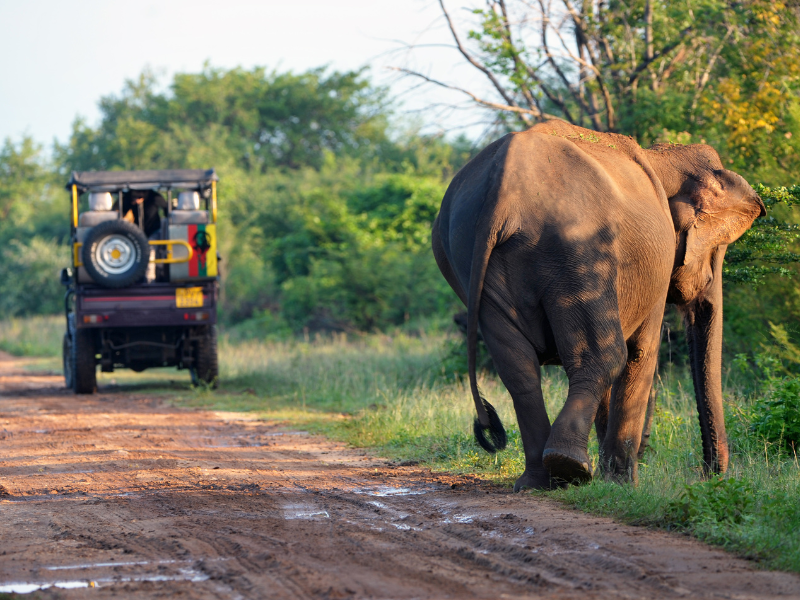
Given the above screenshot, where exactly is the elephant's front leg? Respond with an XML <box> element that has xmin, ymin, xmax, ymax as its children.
<box><xmin>602</xmin><ymin>308</ymin><xmax>664</xmax><ymax>484</ymax></box>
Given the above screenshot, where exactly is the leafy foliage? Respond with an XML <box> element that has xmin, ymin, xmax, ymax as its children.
<box><xmin>0</xmin><ymin>238</ymin><xmax>70</xmax><ymax>317</ymax></box>
<box><xmin>56</xmin><ymin>66</ymin><xmax>394</xmax><ymax>173</ymax></box>
<box><xmin>751</xmin><ymin>377</ymin><xmax>800</xmax><ymax>451</ymax></box>
<box><xmin>725</xmin><ymin>184</ymin><xmax>800</xmax><ymax>285</ymax></box>
<box><xmin>225</xmin><ymin>164</ymin><xmax>456</xmax><ymax>330</ymax></box>
<box><xmin>0</xmin><ymin>138</ymin><xmax>67</xmax><ymax>317</ymax></box>
<box><xmin>666</xmin><ymin>477</ymin><xmax>755</xmax><ymax>527</ymax></box>
<box><xmin>422</xmin><ymin>2</ymin><xmax>800</xmax><ymax>182</ymax></box>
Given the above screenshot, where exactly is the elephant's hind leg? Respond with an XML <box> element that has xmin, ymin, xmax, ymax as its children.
<box><xmin>602</xmin><ymin>305</ymin><xmax>664</xmax><ymax>483</ymax></box>
<box><xmin>542</xmin><ymin>294</ymin><xmax>628</xmax><ymax>485</ymax></box>
<box><xmin>478</xmin><ymin>300</ymin><xmax>553</xmax><ymax>491</ymax></box>
<box><xmin>594</xmin><ymin>387</ymin><xmax>612</xmax><ymax>450</ymax></box>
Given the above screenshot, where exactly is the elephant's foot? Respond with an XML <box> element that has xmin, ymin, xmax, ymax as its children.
<box><xmin>602</xmin><ymin>454</ymin><xmax>637</xmax><ymax>485</ymax></box>
<box><xmin>513</xmin><ymin>467</ymin><xmax>558</xmax><ymax>492</ymax></box>
<box><xmin>542</xmin><ymin>448</ymin><xmax>593</xmax><ymax>485</ymax></box>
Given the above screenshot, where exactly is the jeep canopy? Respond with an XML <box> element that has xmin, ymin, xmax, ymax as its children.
<box><xmin>67</xmin><ymin>169</ymin><xmax>218</xmax><ymax>194</ymax></box>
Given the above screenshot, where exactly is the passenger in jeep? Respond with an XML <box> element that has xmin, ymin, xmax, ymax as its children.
<box><xmin>115</xmin><ymin>190</ymin><xmax>167</xmax><ymax>236</ymax></box>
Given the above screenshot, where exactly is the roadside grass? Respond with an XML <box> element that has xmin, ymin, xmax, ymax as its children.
<box><xmin>0</xmin><ymin>315</ymin><xmax>62</xmax><ymax>357</ymax></box>
<box><xmin>2</xmin><ymin>317</ymin><xmax>798</xmax><ymax>572</ymax></box>
<box><xmin>551</xmin><ymin>361</ymin><xmax>800</xmax><ymax>573</ymax></box>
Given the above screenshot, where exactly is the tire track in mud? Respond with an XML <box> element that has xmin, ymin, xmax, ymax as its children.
<box><xmin>1</xmin><ymin>351</ymin><xmax>800</xmax><ymax>599</ymax></box>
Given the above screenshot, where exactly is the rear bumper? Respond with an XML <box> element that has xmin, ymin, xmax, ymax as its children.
<box><xmin>74</xmin><ymin>281</ymin><xmax>217</xmax><ymax>329</ymax></box>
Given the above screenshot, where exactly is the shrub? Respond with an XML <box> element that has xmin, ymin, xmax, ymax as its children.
<box><xmin>0</xmin><ymin>237</ymin><xmax>70</xmax><ymax>317</ymax></box>
<box><xmin>751</xmin><ymin>377</ymin><xmax>800</xmax><ymax>452</ymax></box>
<box><xmin>666</xmin><ymin>477</ymin><xmax>755</xmax><ymax>527</ymax></box>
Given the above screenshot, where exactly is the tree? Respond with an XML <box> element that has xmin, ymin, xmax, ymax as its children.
<box><xmin>56</xmin><ymin>66</ymin><xmax>395</xmax><ymax>174</ymax></box>
<box><xmin>398</xmin><ymin>0</ymin><xmax>800</xmax><ymax>182</ymax></box>
<box><xmin>0</xmin><ymin>136</ymin><xmax>69</xmax><ymax>317</ymax></box>
<box><xmin>398</xmin><ymin>2</ymin><xmax>800</xmax><ymax>353</ymax></box>
<box><xmin>0</xmin><ymin>137</ymin><xmax>51</xmax><ymax>224</ymax></box>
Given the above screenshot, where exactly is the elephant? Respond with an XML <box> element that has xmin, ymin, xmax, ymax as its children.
<box><xmin>432</xmin><ymin>120</ymin><xmax>765</xmax><ymax>490</ymax></box>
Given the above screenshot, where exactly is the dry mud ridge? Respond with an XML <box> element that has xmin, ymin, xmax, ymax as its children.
<box><xmin>1</xmin><ymin>352</ymin><xmax>799</xmax><ymax>599</ymax></box>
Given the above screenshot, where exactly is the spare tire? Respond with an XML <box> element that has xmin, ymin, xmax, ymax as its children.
<box><xmin>82</xmin><ymin>220</ymin><xmax>149</xmax><ymax>288</ymax></box>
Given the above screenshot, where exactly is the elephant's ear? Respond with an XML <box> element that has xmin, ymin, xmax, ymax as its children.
<box><xmin>683</xmin><ymin>171</ymin><xmax>765</xmax><ymax>266</ymax></box>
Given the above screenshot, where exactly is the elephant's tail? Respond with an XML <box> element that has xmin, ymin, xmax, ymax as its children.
<box><xmin>467</xmin><ymin>225</ymin><xmax>507</xmax><ymax>454</ymax></box>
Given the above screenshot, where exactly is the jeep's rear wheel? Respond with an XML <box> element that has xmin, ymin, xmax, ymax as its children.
<box><xmin>72</xmin><ymin>328</ymin><xmax>97</xmax><ymax>394</ymax></box>
<box><xmin>82</xmin><ymin>220</ymin><xmax>149</xmax><ymax>288</ymax></box>
<box><xmin>191</xmin><ymin>325</ymin><xmax>218</xmax><ymax>388</ymax></box>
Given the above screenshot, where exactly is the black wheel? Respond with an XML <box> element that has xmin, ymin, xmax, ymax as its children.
<box><xmin>191</xmin><ymin>326</ymin><xmax>218</xmax><ymax>388</ymax></box>
<box><xmin>82</xmin><ymin>220</ymin><xmax>149</xmax><ymax>288</ymax></box>
<box><xmin>62</xmin><ymin>332</ymin><xmax>74</xmax><ymax>389</ymax></box>
<box><xmin>72</xmin><ymin>328</ymin><xmax>97</xmax><ymax>394</ymax></box>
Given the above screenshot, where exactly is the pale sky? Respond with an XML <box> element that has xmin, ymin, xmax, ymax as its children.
<box><xmin>0</xmin><ymin>0</ymin><xmax>491</xmax><ymax>148</ymax></box>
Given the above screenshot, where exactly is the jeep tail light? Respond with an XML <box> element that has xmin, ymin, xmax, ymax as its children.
<box><xmin>83</xmin><ymin>314</ymin><xmax>107</xmax><ymax>324</ymax></box>
<box><xmin>183</xmin><ymin>312</ymin><xmax>210</xmax><ymax>321</ymax></box>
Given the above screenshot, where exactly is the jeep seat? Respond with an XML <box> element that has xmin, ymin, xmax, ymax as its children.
<box><xmin>80</xmin><ymin>192</ymin><xmax>118</xmax><ymax>227</ymax></box>
<box><xmin>169</xmin><ymin>191</ymin><xmax>208</xmax><ymax>225</ymax></box>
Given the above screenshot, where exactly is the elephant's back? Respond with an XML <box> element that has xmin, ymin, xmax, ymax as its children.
<box><xmin>497</xmin><ymin>127</ymin><xmax>674</xmax><ymax>333</ymax></box>
<box><xmin>436</xmin><ymin>125</ymin><xmax>674</xmax><ymax>336</ymax></box>
<box><xmin>502</xmin><ymin>127</ymin><xmax>661</xmax><ymax>219</ymax></box>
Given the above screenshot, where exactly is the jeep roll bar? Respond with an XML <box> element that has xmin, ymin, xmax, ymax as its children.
<box><xmin>67</xmin><ymin>169</ymin><xmax>219</xmax><ymax>232</ymax></box>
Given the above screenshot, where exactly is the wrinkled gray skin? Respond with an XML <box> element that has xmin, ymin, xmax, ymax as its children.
<box><xmin>432</xmin><ymin>121</ymin><xmax>765</xmax><ymax>490</ymax></box>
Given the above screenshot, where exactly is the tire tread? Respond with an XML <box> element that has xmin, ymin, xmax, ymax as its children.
<box><xmin>191</xmin><ymin>325</ymin><xmax>218</xmax><ymax>388</ymax></box>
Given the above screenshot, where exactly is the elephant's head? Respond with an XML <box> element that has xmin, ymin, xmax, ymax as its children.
<box><xmin>667</xmin><ymin>166</ymin><xmax>765</xmax><ymax>305</ymax></box>
<box><xmin>647</xmin><ymin>144</ymin><xmax>765</xmax><ymax>475</ymax></box>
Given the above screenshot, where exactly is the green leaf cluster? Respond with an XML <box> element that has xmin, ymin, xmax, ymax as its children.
<box><xmin>750</xmin><ymin>377</ymin><xmax>800</xmax><ymax>451</ymax></box>
<box><xmin>0</xmin><ymin>138</ymin><xmax>68</xmax><ymax>317</ymax></box>
<box><xmin>224</xmin><ymin>162</ymin><xmax>457</xmax><ymax>331</ymax></box>
<box><xmin>56</xmin><ymin>66</ymin><xmax>394</xmax><ymax>173</ymax></box>
<box><xmin>666</xmin><ymin>477</ymin><xmax>755</xmax><ymax>527</ymax></box>
<box><xmin>724</xmin><ymin>184</ymin><xmax>800</xmax><ymax>285</ymax></box>
<box><xmin>464</xmin><ymin>1</ymin><xmax>800</xmax><ymax>183</ymax></box>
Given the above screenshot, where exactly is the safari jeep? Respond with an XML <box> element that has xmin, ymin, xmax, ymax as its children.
<box><xmin>61</xmin><ymin>169</ymin><xmax>220</xmax><ymax>393</ymax></box>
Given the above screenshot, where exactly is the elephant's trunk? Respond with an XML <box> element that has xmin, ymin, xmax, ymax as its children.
<box><xmin>682</xmin><ymin>248</ymin><xmax>729</xmax><ymax>474</ymax></box>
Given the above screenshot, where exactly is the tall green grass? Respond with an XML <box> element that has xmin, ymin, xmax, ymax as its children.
<box><xmin>0</xmin><ymin>315</ymin><xmax>63</xmax><ymax>357</ymax></box>
<box><xmin>552</xmin><ymin>362</ymin><xmax>800</xmax><ymax>572</ymax></box>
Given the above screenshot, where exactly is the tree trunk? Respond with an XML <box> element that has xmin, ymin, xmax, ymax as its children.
<box><xmin>644</xmin><ymin>0</ymin><xmax>656</xmax><ymax>91</ymax></box>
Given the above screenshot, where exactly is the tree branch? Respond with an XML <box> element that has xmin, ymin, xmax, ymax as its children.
<box><xmin>496</xmin><ymin>0</ymin><xmax>546</xmax><ymax>119</ymax></box>
<box><xmin>536</xmin><ymin>0</ymin><xmax>598</xmax><ymax>127</ymax></box>
<box><xmin>438</xmin><ymin>0</ymin><xmax>531</xmax><ymax>123</ymax></box>
<box><xmin>560</xmin><ymin>0</ymin><xmax>616</xmax><ymax>129</ymax></box>
<box><xmin>389</xmin><ymin>67</ymin><xmax>558</xmax><ymax>120</ymax></box>
<box><xmin>628</xmin><ymin>26</ymin><xmax>694</xmax><ymax>85</ymax></box>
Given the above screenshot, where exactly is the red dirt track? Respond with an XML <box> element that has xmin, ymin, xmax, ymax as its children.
<box><xmin>1</xmin><ymin>351</ymin><xmax>799</xmax><ymax>599</ymax></box>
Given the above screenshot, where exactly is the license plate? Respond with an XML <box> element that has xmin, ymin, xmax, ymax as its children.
<box><xmin>176</xmin><ymin>287</ymin><xmax>203</xmax><ymax>308</ymax></box>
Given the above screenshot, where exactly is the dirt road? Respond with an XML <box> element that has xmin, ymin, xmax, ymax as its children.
<box><xmin>1</xmin><ymin>352</ymin><xmax>799</xmax><ymax>599</ymax></box>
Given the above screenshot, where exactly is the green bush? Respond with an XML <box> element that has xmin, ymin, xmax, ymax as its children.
<box><xmin>229</xmin><ymin>166</ymin><xmax>459</xmax><ymax>331</ymax></box>
<box><xmin>0</xmin><ymin>237</ymin><xmax>70</xmax><ymax>317</ymax></box>
<box><xmin>666</xmin><ymin>477</ymin><xmax>755</xmax><ymax>527</ymax></box>
<box><xmin>751</xmin><ymin>377</ymin><xmax>800</xmax><ymax>451</ymax></box>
